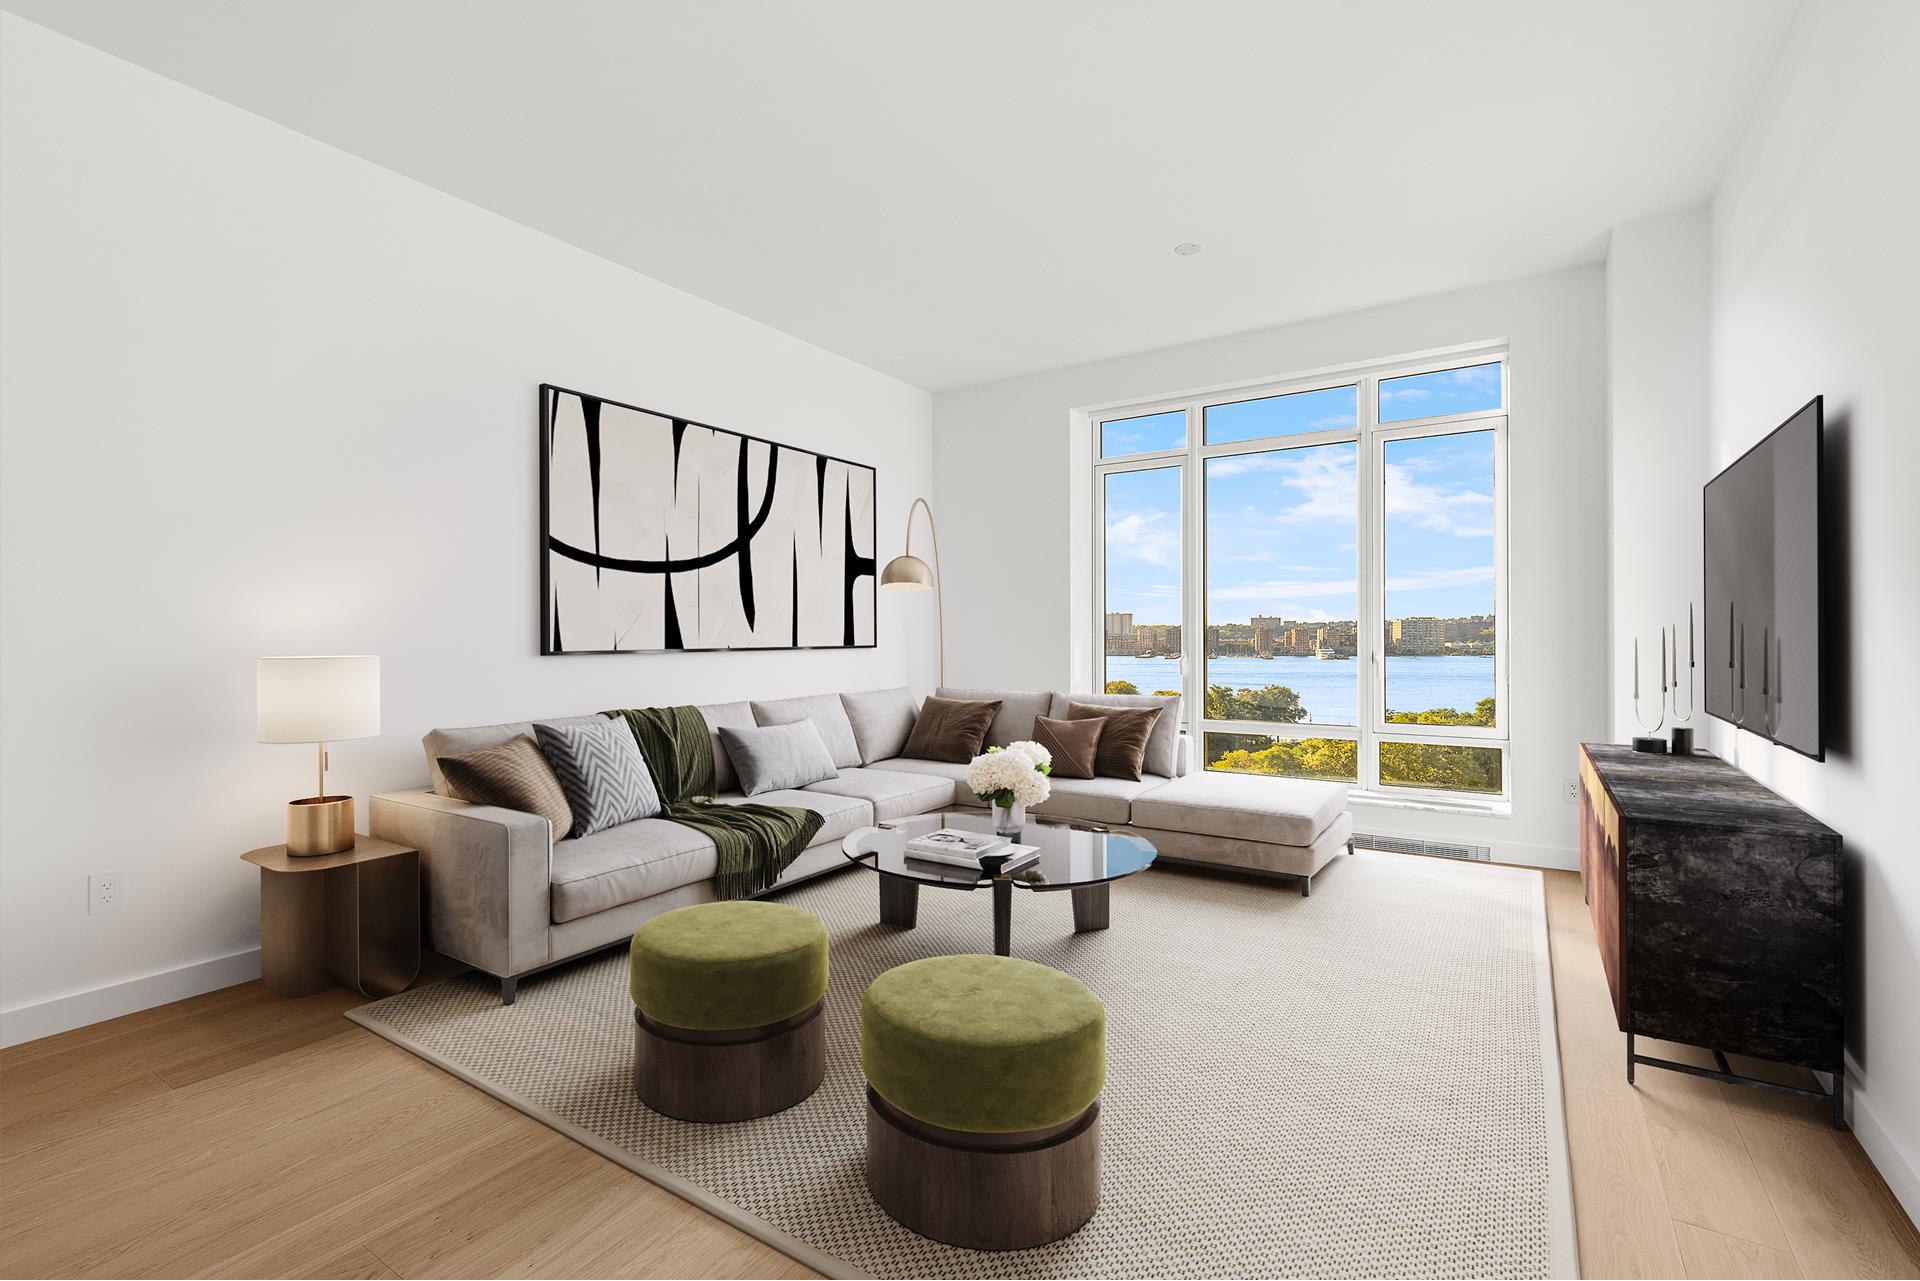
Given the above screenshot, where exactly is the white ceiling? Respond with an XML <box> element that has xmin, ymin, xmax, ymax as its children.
<box><xmin>6</xmin><ymin>0</ymin><xmax>1796</xmax><ymax>390</ymax></box>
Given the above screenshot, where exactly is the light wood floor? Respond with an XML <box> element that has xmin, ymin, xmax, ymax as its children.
<box><xmin>2</xmin><ymin>865</ymin><xmax>1916</xmax><ymax>1279</ymax></box>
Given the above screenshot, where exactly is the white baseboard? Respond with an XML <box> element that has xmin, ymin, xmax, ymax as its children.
<box><xmin>1845</xmin><ymin>1063</ymin><xmax>1920</xmax><ymax>1225</ymax></box>
<box><xmin>0</xmin><ymin>948</ymin><xmax>262</xmax><ymax>1049</ymax></box>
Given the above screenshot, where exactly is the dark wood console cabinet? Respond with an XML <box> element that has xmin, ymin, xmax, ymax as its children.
<box><xmin>1577</xmin><ymin>742</ymin><xmax>1844</xmax><ymax>1126</ymax></box>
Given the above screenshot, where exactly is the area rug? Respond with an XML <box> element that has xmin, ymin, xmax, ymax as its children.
<box><xmin>347</xmin><ymin>851</ymin><xmax>1577</xmax><ymax>1278</ymax></box>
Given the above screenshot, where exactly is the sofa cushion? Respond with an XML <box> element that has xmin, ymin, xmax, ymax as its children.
<box><xmin>533</xmin><ymin>717</ymin><xmax>662</xmax><ymax>837</ymax></box>
<box><xmin>549</xmin><ymin>817</ymin><xmax>718</xmax><ymax>923</ymax></box>
<box><xmin>937</xmin><ymin>686</ymin><xmax>1054</xmax><ymax>749</ymax></box>
<box><xmin>719</xmin><ymin>721</ymin><xmax>839</xmax><ymax>797</ymax></box>
<box><xmin>902</xmin><ymin>696</ymin><xmax>1000</xmax><ymax>763</ymax></box>
<box><xmin>1064</xmin><ymin>702</ymin><xmax>1162</xmax><ymax>781</ymax></box>
<box><xmin>1028</xmin><ymin>773</ymin><xmax>1168</xmax><ymax>826</ymax></box>
<box><xmin>1051</xmin><ymin>691</ymin><xmax>1182</xmax><ymax>778</ymax></box>
<box><xmin>695</xmin><ymin>700</ymin><xmax>757</xmax><ymax>793</ymax></box>
<box><xmin>805</xmin><ymin>767</ymin><xmax>955</xmax><ymax>823</ymax></box>
<box><xmin>751</xmin><ymin>694</ymin><xmax>863</xmax><ymax>769</ymax></box>
<box><xmin>840</xmin><ymin>687</ymin><xmax>919</xmax><ymax>764</ymax></box>
<box><xmin>423</xmin><ymin>714</ymin><xmax>602</xmax><ymax>796</ymax></box>
<box><xmin>436</xmin><ymin>734</ymin><xmax>574</xmax><ymax>839</ymax></box>
<box><xmin>1032</xmin><ymin>714</ymin><xmax>1103</xmax><ymax>780</ymax></box>
<box><xmin>865</xmin><ymin>757</ymin><xmax>969</xmax><ymax>806</ymax></box>
<box><xmin>1128</xmin><ymin>771</ymin><xmax>1346</xmax><ymax>847</ymax></box>
<box><xmin>712</xmin><ymin>787</ymin><xmax>873</xmax><ymax>846</ymax></box>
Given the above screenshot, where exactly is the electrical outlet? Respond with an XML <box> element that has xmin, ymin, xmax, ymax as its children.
<box><xmin>88</xmin><ymin>871</ymin><xmax>125</xmax><ymax>915</ymax></box>
<box><xmin>1563</xmin><ymin>777</ymin><xmax>1579</xmax><ymax>804</ymax></box>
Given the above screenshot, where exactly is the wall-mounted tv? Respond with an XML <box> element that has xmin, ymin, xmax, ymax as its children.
<box><xmin>1703</xmin><ymin>396</ymin><xmax>1823</xmax><ymax>759</ymax></box>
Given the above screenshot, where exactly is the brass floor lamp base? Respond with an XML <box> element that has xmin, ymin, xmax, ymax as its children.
<box><xmin>287</xmin><ymin>796</ymin><xmax>355</xmax><ymax>856</ymax></box>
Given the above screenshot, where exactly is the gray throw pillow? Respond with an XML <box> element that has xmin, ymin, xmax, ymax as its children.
<box><xmin>840</xmin><ymin>687</ymin><xmax>919</xmax><ymax>763</ymax></box>
<box><xmin>532</xmin><ymin>717</ymin><xmax>661</xmax><ymax>838</ymax></box>
<box><xmin>718</xmin><ymin>721</ymin><xmax>840</xmax><ymax>797</ymax></box>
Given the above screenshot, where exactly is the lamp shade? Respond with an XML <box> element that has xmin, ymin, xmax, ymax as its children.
<box><xmin>257</xmin><ymin>656</ymin><xmax>380</xmax><ymax>743</ymax></box>
<box><xmin>880</xmin><ymin>554</ymin><xmax>934</xmax><ymax>591</ymax></box>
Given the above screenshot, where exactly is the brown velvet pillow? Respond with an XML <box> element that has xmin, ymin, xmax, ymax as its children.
<box><xmin>902</xmin><ymin>697</ymin><xmax>1002</xmax><ymax>764</ymax></box>
<box><xmin>1065</xmin><ymin>702</ymin><xmax>1164</xmax><ymax>781</ymax></box>
<box><xmin>438</xmin><ymin>735</ymin><xmax>575</xmax><ymax>839</ymax></box>
<box><xmin>1032</xmin><ymin>714</ymin><xmax>1104</xmax><ymax>780</ymax></box>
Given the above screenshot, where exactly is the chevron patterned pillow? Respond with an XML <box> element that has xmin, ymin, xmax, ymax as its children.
<box><xmin>533</xmin><ymin>717</ymin><xmax>662</xmax><ymax>838</ymax></box>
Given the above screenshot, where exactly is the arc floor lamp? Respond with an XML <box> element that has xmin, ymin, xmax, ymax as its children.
<box><xmin>880</xmin><ymin>497</ymin><xmax>944</xmax><ymax>685</ymax></box>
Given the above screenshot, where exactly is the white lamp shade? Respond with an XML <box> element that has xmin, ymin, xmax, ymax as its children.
<box><xmin>257</xmin><ymin>656</ymin><xmax>381</xmax><ymax>743</ymax></box>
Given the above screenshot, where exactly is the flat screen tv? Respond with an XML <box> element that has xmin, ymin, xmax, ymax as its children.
<box><xmin>1703</xmin><ymin>395</ymin><xmax>1823</xmax><ymax>759</ymax></box>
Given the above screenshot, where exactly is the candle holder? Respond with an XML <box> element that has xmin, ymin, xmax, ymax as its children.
<box><xmin>1669</xmin><ymin>604</ymin><xmax>1697</xmax><ymax>755</ymax></box>
<box><xmin>1631</xmin><ymin>628</ymin><xmax>1669</xmax><ymax>754</ymax></box>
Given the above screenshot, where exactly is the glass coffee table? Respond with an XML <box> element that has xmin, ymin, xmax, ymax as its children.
<box><xmin>841</xmin><ymin>811</ymin><xmax>1156</xmax><ymax>957</ymax></box>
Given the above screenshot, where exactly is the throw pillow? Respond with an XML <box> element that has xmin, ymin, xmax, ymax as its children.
<box><xmin>1065</xmin><ymin>702</ymin><xmax>1164</xmax><ymax>781</ymax></box>
<box><xmin>532</xmin><ymin>717</ymin><xmax>661</xmax><ymax>838</ymax></box>
<box><xmin>718</xmin><ymin>721</ymin><xmax>840</xmax><ymax>797</ymax></box>
<box><xmin>1031</xmin><ymin>714</ymin><xmax>1104</xmax><ymax>780</ymax></box>
<box><xmin>901</xmin><ymin>696</ymin><xmax>1002</xmax><ymax>764</ymax></box>
<box><xmin>437</xmin><ymin>735</ymin><xmax>576</xmax><ymax>839</ymax></box>
<box><xmin>839</xmin><ymin>687</ymin><xmax>919</xmax><ymax>763</ymax></box>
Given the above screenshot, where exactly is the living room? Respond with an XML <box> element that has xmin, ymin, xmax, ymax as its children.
<box><xmin>2</xmin><ymin>2</ymin><xmax>1916</xmax><ymax>1278</ymax></box>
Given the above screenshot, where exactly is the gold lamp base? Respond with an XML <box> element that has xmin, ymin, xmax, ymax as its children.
<box><xmin>287</xmin><ymin>796</ymin><xmax>355</xmax><ymax>857</ymax></box>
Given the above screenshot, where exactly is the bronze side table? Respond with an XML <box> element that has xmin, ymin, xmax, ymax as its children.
<box><xmin>242</xmin><ymin>837</ymin><xmax>421</xmax><ymax>998</ymax></box>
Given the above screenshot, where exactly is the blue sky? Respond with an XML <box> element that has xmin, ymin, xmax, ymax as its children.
<box><xmin>1104</xmin><ymin>425</ymin><xmax>1495</xmax><ymax>628</ymax></box>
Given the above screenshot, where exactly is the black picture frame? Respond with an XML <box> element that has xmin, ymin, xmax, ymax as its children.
<box><xmin>539</xmin><ymin>383</ymin><xmax>878</xmax><ymax>655</ymax></box>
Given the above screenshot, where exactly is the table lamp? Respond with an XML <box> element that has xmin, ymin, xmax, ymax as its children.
<box><xmin>257</xmin><ymin>655</ymin><xmax>380</xmax><ymax>856</ymax></box>
<box><xmin>881</xmin><ymin>496</ymin><xmax>945</xmax><ymax>685</ymax></box>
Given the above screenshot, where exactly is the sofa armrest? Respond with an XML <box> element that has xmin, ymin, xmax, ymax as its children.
<box><xmin>370</xmin><ymin>789</ymin><xmax>552</xmax><ymax>978</ymax></box>
<box><xmin>1175</xmin><ymin>733</ymin><xmax>1193</xmax><ymax>777</ymax></box>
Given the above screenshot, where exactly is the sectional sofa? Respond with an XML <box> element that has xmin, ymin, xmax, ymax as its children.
<box><xmin>370</xmin><ymin>686</ymin><xmax>1353</xmax><ymax>1002</ymax></box>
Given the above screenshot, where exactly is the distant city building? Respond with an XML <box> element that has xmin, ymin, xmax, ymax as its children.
<box><xmin>1253</xmin><ymin>626</ymin><xmax>1275</xmax><ymax>657</ymax></box>
<box><xmin>1105</xmin><ymin>611</ymin><xmax>1134</xmax><ymax>638</ymax></box>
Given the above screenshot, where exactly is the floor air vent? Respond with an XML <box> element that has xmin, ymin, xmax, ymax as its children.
<box><xmin>1354</xmin><ymin>833</ymin><xmax>1492</xmax><ymax>862</ymax></box>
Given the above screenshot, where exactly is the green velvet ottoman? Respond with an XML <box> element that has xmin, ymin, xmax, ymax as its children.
<box><xmin>861</xmin><ymin>954</ymin><xmax>1105</xmax><ymax>1250</ymax></box>
<box><xmin>629</xmin><ymin>901</ymin><xmax>828</xmax><ymax>1123</ymax></box>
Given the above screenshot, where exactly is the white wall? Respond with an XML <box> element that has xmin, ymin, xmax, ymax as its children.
<box><xmin>932</xmin><ymin>268</ymin><xmax>1610</xmax><ymax>868</ymax></box>
<box><xmin>0</xmin><ymin>16</ymin><xmax>934</xmax><ymax>1044</ymax></box>
<box><xmin>1703</xmin><ymin>0</ymin><xmax>1920</xmax><ymax>1217</ymax></box>
<box><xmin>1605</xmin><ymin>209</ymin><xmax>1711</xmax><ymax>742</ymax></box>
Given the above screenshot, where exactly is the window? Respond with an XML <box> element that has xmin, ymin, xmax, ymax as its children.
<box><xmin>1093</xmin><ymin>351</ymin><xmax>1507</xmax><ymax>800</ymax></box>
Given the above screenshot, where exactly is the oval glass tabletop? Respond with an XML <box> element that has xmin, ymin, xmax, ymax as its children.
<box><xmin>841</xmin><ymin>810</ymin><xmax>1156</xmax><ymax>893</ymax></box>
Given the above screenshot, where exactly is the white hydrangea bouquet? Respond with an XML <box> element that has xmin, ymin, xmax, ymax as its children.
<box><xmin>967</xmin><ymin>741</ymin><xmax>1052</xmax><ymax>836</ymax></box>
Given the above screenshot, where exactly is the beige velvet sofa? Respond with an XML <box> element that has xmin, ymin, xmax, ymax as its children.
<box><xmin>371</xmin><ymin>685</ymin><xmax>1351</xmax><ymax>1002</ymax></box>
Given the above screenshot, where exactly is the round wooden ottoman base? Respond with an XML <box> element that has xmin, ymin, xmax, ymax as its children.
<box><xmin>633</xmin><ymin>998</ymin><xmax>826</xmax><ymax>1123</ymax></box>
<box><xmin>865</xmin><ymin>1086</ymin><xmax>1100</xmax><ymax>1250</ymax></box>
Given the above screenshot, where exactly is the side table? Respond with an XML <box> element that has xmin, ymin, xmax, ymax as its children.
<box><xmin>241</xmin><ymin>837</ymin><xmax>422</xmax><ymax>998</ymax></box>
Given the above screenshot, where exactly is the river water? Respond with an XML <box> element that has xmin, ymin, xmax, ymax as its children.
<box><xmin>1103</xmin><ymin>654</ymin><xmax>1495</xmax><ymax>725</ymax></box>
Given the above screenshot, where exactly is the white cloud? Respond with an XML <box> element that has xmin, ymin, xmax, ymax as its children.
<box><xmin>1383</xmin><ymin>461</ymin><xmax>1493</xmax><ymax>537</ymax></box>
<box><xmin>1105</xmin><ymin>505</ymin><xmax>1180</xmax><ymax>566</ymax></box>
<box><xmin>1379</xmin><ymin>386</ymin><xmax>1431</xmax><ymax>403</ymax></box>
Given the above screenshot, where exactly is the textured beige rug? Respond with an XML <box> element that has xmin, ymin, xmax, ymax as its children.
<box><xmin>348</xmin><ymin>851</ymin><xmax>1577</xmax><ymax>1278</ymax></box>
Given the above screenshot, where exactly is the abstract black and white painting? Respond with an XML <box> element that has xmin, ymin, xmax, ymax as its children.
<box><xmin>540</xmin><ymin>385</ymin><xmax>876</xmax><ymax>654</ymax></box>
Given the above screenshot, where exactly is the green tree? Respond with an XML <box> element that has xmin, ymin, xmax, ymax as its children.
<box><xmin>1206</xmin><ymin>733</ymin><xmax>1356</xmax><ymax>783</ymax></box>
<box><xmin>1105</xmin><ymin>679</ymin><xmax>1139</xmax><ymax>695</ymax></box>
<box><xmin>1205</xmin><ymin>683</ymin><xmax>1308</xmax><ymax>723</ymax></box>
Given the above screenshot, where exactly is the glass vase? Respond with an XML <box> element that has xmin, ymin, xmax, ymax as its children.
<box><xmin>993</xmin><ymin>800</ymin><xmax>1025</xmax><ymax>838</ymax></box>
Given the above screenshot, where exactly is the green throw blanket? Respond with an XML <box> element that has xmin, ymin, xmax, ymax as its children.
<box><xmin>604</xmin><ymin>705</ymin><xmax>824</xmax><ymax>901</ymax></box>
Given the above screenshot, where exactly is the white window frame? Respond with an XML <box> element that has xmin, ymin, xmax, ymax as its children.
<box><xmin>1090</xmin><ymin>344</ymin><xmax>1510</xmax><ymax>804</ymax></box>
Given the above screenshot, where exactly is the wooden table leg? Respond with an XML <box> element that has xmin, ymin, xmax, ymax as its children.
<box><xmin>880</xmin><ymin>876</ymin><xmax>919</xmax><ymax>929</ymax></box>
<box><xmin>1071</xmin><ymin>883</ymin><xmax>1110</xmax><ymax>933</ymax></box>
<box><xmin>992</xmin><ymin>879</ymin><xmax>1013</xmax><ymax>956</ymax></box>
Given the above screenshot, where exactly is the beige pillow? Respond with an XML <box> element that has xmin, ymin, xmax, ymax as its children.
<box><xmin>1032</xmin><ymin>714</ymin><xmax>1104</xmax><ymax>780</ymax></box>
<box><xmin>902</xmin><ymin>697</ymin><xmax>1002</xmax><ymax>763</ymax></box>
<box><xmin>1065</xmin><ymin>702</ymin><xmax>1163</xmax><ymax>781</ymax></box>
<box><xmin>438</xmin><ymin>735</ymin><xmax>574</xmax><ymax>839</ymax></box>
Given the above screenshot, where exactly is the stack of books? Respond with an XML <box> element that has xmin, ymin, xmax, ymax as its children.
<box><xmin>904</xmin><ymin>828</ymin><xmax>1040</xmax><ymax>873</ymax></box>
